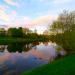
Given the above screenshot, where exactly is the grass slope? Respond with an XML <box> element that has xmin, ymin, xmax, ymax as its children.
<box><xmin>21</xmin><ymin>55</ymin><xmax>75</xmax><ymax>75</ymax></box>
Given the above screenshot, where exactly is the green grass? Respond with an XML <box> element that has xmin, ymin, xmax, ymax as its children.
<box><xmin>21</xmin><ymin>55</ymin><xmax>75</xmax><ymax>75</ymax></box>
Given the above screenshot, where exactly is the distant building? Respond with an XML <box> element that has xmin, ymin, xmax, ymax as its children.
<box><xmin>43</xmin><ymin>30</ymin><xmax>49</xmax><ymax>35</ymax></box>
<box><xmin>22</xmin><ymin>28</ymin><xmax>33</xmax><ymax>34</ymax></box>
<box><xmin>34</xmin><ymin>29</ymin><xmax>37</xmax><ymax>33</ymax></box>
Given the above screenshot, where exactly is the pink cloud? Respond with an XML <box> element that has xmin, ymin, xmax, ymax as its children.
<box><xmin>4</xmin><ymin>0</ymin><xmax>19</xmax><ymax>7</ymax></box>
<box><xmin>0</xmin><ymin>7</ymin><xmax>10</xmax><ymax>21</ymax></box>
<box><xmin>11</xmin><ymin>10</ymin><xmax>17</xmax><ymax>15</ymax></box>
<box><xmin>6</xmin><ymin>15</ymin><xmax>58</xmax><ymax>28</ymax></box>
<box><xmin>27</xmin><ymin>15</ymin><xmax>58</xmax><ymax>26</ymax></box>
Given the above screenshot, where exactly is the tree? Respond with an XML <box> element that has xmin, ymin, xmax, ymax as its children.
<box><xmin>50</xmin><ymin>10</ymin><xmax>75</xmax><ymax>53</ymax></box>
<box><xmin>7</xmin><ymin>27</ymin><xmax>23</xmax><ymax>37</ymax></box>
<box><xmin>0</xmin><ymin>28</ymin><xmax>6</xmax><ymax>37</ymax></box>
<box><xmin>17</xmin><ymin>27</ymin><xmax>23</xmax><ymax>37</ymax></box>
<box><xmin>22</xmin><ymin>28</ymin><xmax>33</xmax><ymax>35</ymax></box>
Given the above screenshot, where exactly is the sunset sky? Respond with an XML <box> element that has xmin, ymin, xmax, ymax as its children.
<box><xmin>0</xmin><ymin>0</ymin><xmax>75</xmax><ymax>33</ymax></box>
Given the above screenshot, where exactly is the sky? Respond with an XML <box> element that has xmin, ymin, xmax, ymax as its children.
<box><xmin>0</xmin><ymin>0</ymin><xmax>75</xmax><ymax>34</ymax></box>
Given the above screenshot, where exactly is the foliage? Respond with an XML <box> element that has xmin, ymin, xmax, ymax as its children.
<box><xmin>50</xmin><ymin>10</ymin><xmax>75</xmax><ymax>53</ymax></box>
<box><xmin>7</xmin><ymin>27</ymin><xmax>23</xmax><ymax>37</ymax></box>
<box><xmin>0</xmin><ymin>28</ymin><xmax>6</xmax><ymax>37</ymax></box>
<box><xmin>0</xmin><ymin>27</ymin><xmax>49</xmax><ymax>44</ymax></box>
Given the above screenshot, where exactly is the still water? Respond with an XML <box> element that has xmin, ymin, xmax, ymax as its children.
<box><xmin>0</xmin><ymin>42</ymin><xmax>57</xmax><ymax>75</ymax></box>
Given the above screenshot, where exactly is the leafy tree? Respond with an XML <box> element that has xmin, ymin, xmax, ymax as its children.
<box><xmin>7</xmin><ymin>27</ymin><xmax>23</xmax><ymax>37</ymax></box>
<box><xmin>50</xmin><ymin>10</ymin><xmax>75</xmax><ymax>53</ymax></box>
<box><xmin>0</xmin><ymin>28</ymin><xmax>6</xmax><ymax>37</ymax></box>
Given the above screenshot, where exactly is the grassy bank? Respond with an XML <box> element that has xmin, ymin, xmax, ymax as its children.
<box><xmin>21</xmin><ymin>55</ymin><xmax>75</xmax><ymax>75</ymax></box>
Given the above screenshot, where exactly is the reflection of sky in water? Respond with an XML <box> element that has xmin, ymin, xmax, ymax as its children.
<box><xmin>0</xmin><ymin>43</ymin><xmax>57</xmax><ymax>75</ymax></box>
<box><xmin>0</xmin><ymin>52</ymin><xmax>48</xmax><ymax>75</ymax></box>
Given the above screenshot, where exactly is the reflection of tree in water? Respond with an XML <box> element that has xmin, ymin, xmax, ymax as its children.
<box><xmin>0</xmin><ymin>45</ymin><xmax>5</xmax><ymax>52</ymax></box>
<box><xmin>7</xmin><ymin>43</ymin><xmax>32</xmax><ymax>53</ymax></box>
<box><xmin>32</xmin><ymin>42</ymin><xmax>39</xmax><ymax>47</ymax></box>
<box><xmin>23</xmin><ymin>45</ymin><xmax>30</xmax><ymax>52</ymax></box>
<box><xmin>0</xmin><ymin>42</ymin><xmax>39</xmax><ymax>53</ymax></box>
<box><xmin>7</xmin><ymin>43</ymin><xmax>24</xmax><ymax>52</ymax></box>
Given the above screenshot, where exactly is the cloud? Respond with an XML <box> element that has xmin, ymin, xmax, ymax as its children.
<box><xmin>0</xmin><ymin>7</ymin><xmax>10</xmax><ymax>21</ymax></box>
<box><xmin>11</xmin><ymin>10</ymin><xmax>17</xmax><ymax>15</ymax></box>
<box><xmin>7</xmin><ymin>16</ymin><xmax>31</xmax><ymax>28</ymax></box>
<box><xmin>0</xmin><ymin>6</ymin><xmax>18</xmax><ymax>22</ymax></box>
<box><xmin>7</xmin><ymin>14</ymin><xmax>57</xmax><ymax>28</ymax></box>
<box><xmin>39</xmin><ymin>0</ymin><xmax>45</xmax><ymax>2</ymax></box>
<box><xmin>0</xmin><ymin>4</ymin><xmax>57</xmax><ymax>29</ymax></box>
<box><xmin>0</xmin><ymin>5</ymin><xmax>18</xmax><ymax>23</ymax></box>
<box><xmin>53</xmin><ymin>0</ymin><xmax>72</xmax><ymax>4</ymax></box>
<box><xmin>31</xmin><ymin>15</ymin><xmax>55</xmax><ymax>25</ymax></box>
<box><xmin>0</xmin><ymin>5</ymin><xmax>9</xmax><ymax>10</ymax></box>
<box><xmin>23</xmin><ymin>15</ymin><xmax>57</xmax><ymax>26</ymax></box>
<box><xmin>39</xmin><ymin>0</ymin><xmax>72</xmax><ymax>4</ymax></box>
<box><xmin>39</xmin><ymin>0</ymin><xmax>49</xmax><ymax>2</ymax></box>
<box><xmin>4</xmin><ymin>0</ymin><xmax>19</xmax><ymax>7</ymax></box>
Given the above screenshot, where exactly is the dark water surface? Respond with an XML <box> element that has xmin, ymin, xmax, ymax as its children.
<box><xmin>0</xmin><ymin>42</ymin><xmax>57</xmax><ymax>75</ymax></box>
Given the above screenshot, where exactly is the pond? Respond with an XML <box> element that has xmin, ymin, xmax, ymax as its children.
<box><xmin>0</xmin><ymin>42</ymin><xmax>64</xmax><ymax>75</ymax></box>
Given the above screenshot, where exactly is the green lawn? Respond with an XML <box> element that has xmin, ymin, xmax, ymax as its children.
<box><xmin>21</xmin><ymin>55</ymin><xmax>75</xmax><ymax>75</ymax></box>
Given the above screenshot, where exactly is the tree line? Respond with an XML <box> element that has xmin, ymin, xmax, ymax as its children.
<box><xmin>50</xmin><ymin>10</ymin><xmax>75</xmax><ymax>53</ymax></box>
<box><xmin>0</xmin><ymin>27</ymin><xmax>49</xmax><ymax>44</ymax></box>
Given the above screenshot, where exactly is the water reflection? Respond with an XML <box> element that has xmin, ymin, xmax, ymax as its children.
<box><xmin>0</xmin><ymin>42</ymin><xmax>48</xmax><ymax>75</ymax></box>
<box><xmin>0</xmin><ymin>45</ymin><xmax>6</xmax><ymax>52</ymax></box>
<box><xmin>7</xmin><ymin>44</ymin><xmax>25</xmax><ymax>53</ymax></box>
<box><xmin>0</xmin><ymin>42</ymin><xmax>65</xmax><ymax>75</ymax></box>
<box><xmin>0</xmin><ymin>43</ymin><xmax>32</xmax><ymax>53</ymax></box>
